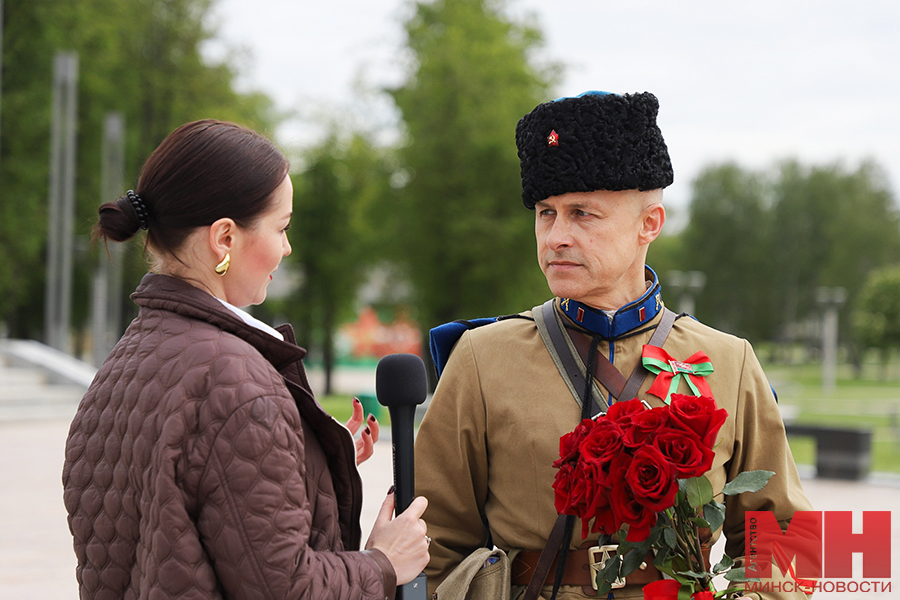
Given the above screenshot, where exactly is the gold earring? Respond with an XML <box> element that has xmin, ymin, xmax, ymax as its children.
<box><xmin>214</xmin><ymin>253</ymin><xmax>230</xmax><ymax>276</ymax></box>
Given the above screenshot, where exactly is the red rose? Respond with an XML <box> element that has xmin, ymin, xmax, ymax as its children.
<box><xmin>554</xmin><ymin>418</ymin><xmax>596</xmax><ymax>468</ymax></box>
<box><xmin>586</xmin><ymin>484</ymin><xmax>617</xmax><ymax>538</ymax></box>
<box><xmin>607</xmin><ymin>452</ymin><xmax>632</xmax><ymax>484</ymax></box>
<box><xmin>622</xmin><ymin>405</ymin><xmax>670</xmax><ymax>448</ymax></box>
<box><xmin>605</xmin><ymin>397</ymin><xmax>646</xmax><ymax>427</ymax></box>
<box><xmin>669</xmin><ymin>394</ymin><xmax>727</xmax><ymax>448</ymax></box>
<box><xmin>654</xmin><ymin>428</ymin><xmax>715</xmax><ymax>478</ymax></box>
<box><xmin>625</xmin><ymin>445</ymin><xmax>678</xmax><ymax>512</ymax></box>
<box><xmin>610</xmin><ymin>481</ymin><xmax>657</xmax><ymax>542</ymax></box>
<box><xmin>553</xmin><ymin>462</ymin><xmax>589</xmax><ymax>518</ymax></box>
<box><xmin>580</xmin><ymin>419</ymin><xmax>624</xmax><ymax>469</ymax></box>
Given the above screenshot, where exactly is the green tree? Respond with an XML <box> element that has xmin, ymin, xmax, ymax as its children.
<box><xmin>388</xmin><ymin>0</ymin><xmax>556</xmax><ymax>343</ymax></box>
<box><xmin>854</xmin><ymin>266</ymin><xmax>900</xmax><ymax>378</ymax></box>
<box><xmin>680</xmin><ymin>163</ymin><xmax>772</xmax><ymax>339</ymax></box>
<box><xmin>677</xmin><ymin>159</ymin><xmax>899</xmax><ymax>356</ymax></box>
<box><xmin>281</xmin><ymin>133</ymin><xmax>393</xmax><ymax>394</ymax></box>
<box><xmin>769</xmin><ymin>161</ymin><xmax>900</xmax><ymax>365</ymax></box>
<box><xmin>0</xmin><ymin>0</ymin><xmax>277</xmax><ymax>342</ymax></box>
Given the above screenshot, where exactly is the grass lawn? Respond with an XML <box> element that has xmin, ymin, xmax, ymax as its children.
<box><xmin>762</xmin><ymin>358</ymin><xmax>900</xmax><ymax>475</ymax></box>
<box><xmin>318</xmin><ymin>394</ymin><xmax>389</xmax><ymax>426</ymax></box>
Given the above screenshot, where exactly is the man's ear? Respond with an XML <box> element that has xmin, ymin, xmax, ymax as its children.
<box><xmin>639</xmin><ymin>202</ymin><xmax>665</xmax><ymax>245</ymax></box>
<box><xmin>208</xmin><ymin>218</ymin><xmax>238</xmax><ymax>261</ymax></box>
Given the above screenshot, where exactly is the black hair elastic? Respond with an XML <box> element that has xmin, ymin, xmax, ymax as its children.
<box><xmin>126</xmin><ymin>190</ymin><xmax>150</xmax><ymax>230</ymax></box>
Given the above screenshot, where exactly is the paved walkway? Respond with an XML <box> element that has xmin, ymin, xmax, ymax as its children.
<box><xmin>1</xmin><ymin>355</ymin><xmax>897</xmax><ymax>598</ymax></box>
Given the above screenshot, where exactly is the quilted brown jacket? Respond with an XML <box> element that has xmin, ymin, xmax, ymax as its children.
<box><xmin>63</xmin><ymin>273</ymin><xmax>396</xmax><ymax>600</ymax></box>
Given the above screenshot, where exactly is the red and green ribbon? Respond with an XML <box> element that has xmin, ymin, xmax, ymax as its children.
<box><xmin>641</xmin><ymin>346</ymin><xmax>714</xmax><ymax>404</ymax></box>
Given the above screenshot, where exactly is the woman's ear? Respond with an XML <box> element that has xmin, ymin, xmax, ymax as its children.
<box><xmin>208</xmin><ymin>217</ymin><xmax>237</xmax><ymax>261</ymax></box>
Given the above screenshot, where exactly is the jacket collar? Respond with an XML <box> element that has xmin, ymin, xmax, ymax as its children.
<box><xmin>557</xmin><ymin>266</ymin><xmax>663</xmax><ymax>339</ymax></box>
<box><xmin>131</xmin><ymin>273</ymin><xmax>306</xmax><ymax>371</ymax></box>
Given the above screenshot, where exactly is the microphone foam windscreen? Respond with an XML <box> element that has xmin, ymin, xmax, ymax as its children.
<box><xmin>376</xmin><ymin>353</ymin><xmax>428</xmax><ymax>407</ymax></box>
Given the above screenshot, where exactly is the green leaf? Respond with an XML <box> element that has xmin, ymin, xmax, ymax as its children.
<box><xmin>711</xmin><ymin>554</ymin><xmax>734</xmax><ymax>574</ymax></box>
<box><xmin>598</xmin><ymin>554</ymin><xmax>623</xmax><ymax>587</ymax></box>
<box><xmin>672</xmin><ymin>573</ymin><xmax>693</xmax><ymax>585</ymax></box>
<box><xmin>685</xmin><ymin>476</ymin><xmax>714</xmax><ymax>509</ymax></box>
<box><xmin>703</xmin><ymin>500</ymin><xmax>726</xmax><ymax>532</ymax></box>
<box><xmin>691</xmin><ymin>516</ymin><xmax>711</xmax><ymax>528</ymax></box>
<box><xmin>722</xmin><ymin>470</ymin><xmax>775</xmax><ymax>495</ymax></box>
<box><xmin>647</xmin><ymin>526</ymin><xmax>663</xmax><ymax>546</ymax></box>
<box><xmin>724</xmin><ymin>566</ymin><xmax>759</xmax><ymax>582</ymax></box>
<box><xmin>622</xmin><ymin>547</ymin><xmax>649</xmax><ymax>575</ymax></box>
<box><xmin>654</xmin><ymin>547</ymin><xmax>672</xmax><ymax>572</ymax></box>
<box><xmin>663</xmin><ymin>527</ymin><xmax>678</xmax><ymax>549</ymax></box>
<box><xmin>677</xmin><ymin>570</ymin><xmax>712</xmax><ymax>579</ymax></box>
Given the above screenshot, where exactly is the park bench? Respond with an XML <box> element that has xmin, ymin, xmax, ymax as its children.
<box><xmin>783</xmin><ymin>423</ymin><xmax>872</xmax><ymax>480</ymax></box>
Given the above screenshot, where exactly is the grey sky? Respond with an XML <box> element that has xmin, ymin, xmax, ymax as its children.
<box><xmin>205</xmin><ymin>0</ymin><xmax>900</xmax><ymax>211</ymax></box>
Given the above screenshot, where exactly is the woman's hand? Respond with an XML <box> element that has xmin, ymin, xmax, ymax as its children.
<box><xmin>366</xmin><ymin>490</ymin><xmax>430</xmax><ymax>585</ymax></box>
<box><xmin>346</xmin><ymin>397</ymin><xmax>379</xmax><ymax>465</ymax></box>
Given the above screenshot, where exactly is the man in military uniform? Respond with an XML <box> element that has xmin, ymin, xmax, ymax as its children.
<box><xmin>414</xmin><ymin>91</ymin><xmax>813</xmax><ymax>599</ymax></box>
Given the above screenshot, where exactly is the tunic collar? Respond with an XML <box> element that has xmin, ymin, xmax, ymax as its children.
<box><xmin>558</xmin><ymin>266</ymin><xmax>663</xmax><ymax>338</ymax></box>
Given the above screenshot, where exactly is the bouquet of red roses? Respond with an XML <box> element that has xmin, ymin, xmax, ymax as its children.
<box><xmin>552</xmin><ymin>394</ymin><xmax>773</xmax><ymax>599</ymax></box>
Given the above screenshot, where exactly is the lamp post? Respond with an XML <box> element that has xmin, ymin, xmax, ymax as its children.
<box><xmin>44</xmin><ymin>51</ymin><xmax>79</xmax><ymax>352</ymax></box>
<box><xmin>666</xmin><ymin>270</ymin><xmax>707</xmax><ymax>315</ymax></box>
<box><xmin>816</xmin><ymin>286</ymin><xmax>847</xmax><ymax>394</ymax></box>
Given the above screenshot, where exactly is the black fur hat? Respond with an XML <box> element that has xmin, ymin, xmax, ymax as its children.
<box><xmin>515</xmin><ymin>91</ymin><xmax>673</xmax><ymax>208</ymax></box>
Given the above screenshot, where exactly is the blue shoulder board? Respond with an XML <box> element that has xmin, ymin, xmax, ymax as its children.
<box><xmin>429</xmin><ymin>317</ymin><xmax>498</xmax><ymax>379</ymax></box>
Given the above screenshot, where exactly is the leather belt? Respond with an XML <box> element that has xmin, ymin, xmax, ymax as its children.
<box><xmin>511</xmin><ymin>543</ymin><xmax>711</xmax><ymax>596</ymax></box>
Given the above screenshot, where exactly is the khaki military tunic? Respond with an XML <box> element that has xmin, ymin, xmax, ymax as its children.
<box><xmin>415</xmin><ymin>299</ymin><xmax>813</xmax><ymax>600</ymax></box>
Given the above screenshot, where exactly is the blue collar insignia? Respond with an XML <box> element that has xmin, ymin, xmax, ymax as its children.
<box><xmin>558</xmin><ymin>266</ymin><xmax>663</xmax><ymax>338</ymax></box>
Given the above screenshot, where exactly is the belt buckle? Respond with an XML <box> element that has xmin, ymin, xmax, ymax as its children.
<box><xmin>588</xmin><ymin>544</ymin><xmax>626</xmax><ymax>590</ymax></box>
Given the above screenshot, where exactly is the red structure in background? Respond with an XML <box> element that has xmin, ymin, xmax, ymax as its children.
<box><xmin>339</xmin><ymin>306</ymin><xmax>422</xmax><ymax>359</ymax></box>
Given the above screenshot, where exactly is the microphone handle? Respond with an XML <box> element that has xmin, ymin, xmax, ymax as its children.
<box><xmin>387</xmin><ymin>404</ymin><xmax>416</xmax><ymax>514</ymax></box>
<box><xmin>387</xmin><ymin>404</ymin><xmax>428</xmax><ymax>600</ymax></box>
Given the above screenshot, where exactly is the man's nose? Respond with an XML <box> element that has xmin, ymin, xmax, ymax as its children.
<box><xmin>545</xmin><ymin>216</ymin><xmax>573</xmax><ymax>249</ymax></box>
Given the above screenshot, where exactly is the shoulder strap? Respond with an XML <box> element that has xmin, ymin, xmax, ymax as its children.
<box><xmin>620</xmin><ymin>307</ymin><xmax>677</xmax><ymax>401</ymax></box>
<box><xmin>537</xmin><ymin>300</ymin><xmax>679</xmax><ymax>407</ymax></box>
<box><xmin>535</xmin><ymin>300</ymin><xmax>606</xmax><ymax>415</ymax></box>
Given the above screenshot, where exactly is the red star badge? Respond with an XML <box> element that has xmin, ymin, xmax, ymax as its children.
<box><xmin>547</xmin><ymin>129</ymin><xmax>559</xmax><ymax>147</ymax></box>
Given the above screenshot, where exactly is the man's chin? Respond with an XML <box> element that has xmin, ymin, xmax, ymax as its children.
<box><xmin>546</xmin><ymin>281</ymin><xmax>586</xmax><ymax>302</ymax></box>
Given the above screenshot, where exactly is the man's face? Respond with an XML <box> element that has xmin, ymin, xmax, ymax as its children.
<box><xmin>535</xmin><ymin>189</ymin><xmax>663</xmax><ymax>310</ymax></box>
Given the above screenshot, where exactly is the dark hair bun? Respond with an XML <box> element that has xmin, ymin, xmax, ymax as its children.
<box><xmin>94</xmin><ymin>195</ymin><xmax>144</xmax><ymax>242</ymax></box>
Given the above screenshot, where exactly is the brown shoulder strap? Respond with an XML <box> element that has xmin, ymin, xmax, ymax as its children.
<box><xmin>568</xmin><ymin>332</ymin><xmax>627</xmax><ymax>400</ymax></box>
<box><xmin>620</xmin><ymin>307</ymin><xmax>677</xmax><ymax>401</ymax></box>
<box><xmin>569</xmin><ymin>307</ymin><xmax>677</xmax><ymax>402</ymax></box>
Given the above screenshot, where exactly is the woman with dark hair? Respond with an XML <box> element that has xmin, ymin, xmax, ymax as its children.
<box><xmin>62</xmin><ymin>119</ymin><xmax>429</xmax><ymax>599</ymax></box>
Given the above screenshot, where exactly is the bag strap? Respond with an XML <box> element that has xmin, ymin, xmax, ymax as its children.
<box><xmin>538</xmin><ymin>300</ymin><xmax>678</xmax><ymax>408</ymax></box>
<box><xmin>620</xmin><ymin>307</ymin><xmax>676</xmax><ymax>400</ymax></box>
<box><xmin>566</xmin><ymin>306</ymin><xmax>678</xmax><ymax>402</ymax></box>
<box><xmin>536</xmin><ymin>300</ymin><xmax>607</xmax><ymax>415</ymax></box>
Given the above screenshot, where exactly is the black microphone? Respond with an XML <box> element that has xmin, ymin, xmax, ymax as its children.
<box><xmin>376</xmin><ymin>353</ymin><xmax>428</xmax><ymax>600</ymax></box>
